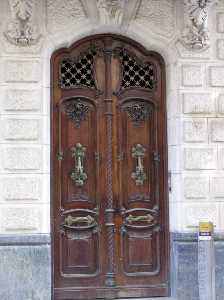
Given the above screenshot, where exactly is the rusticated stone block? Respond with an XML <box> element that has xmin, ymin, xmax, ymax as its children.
<box><xmin>182</xmin><ymin>65</ymin><xmax>203</xmax><ymax>87</ymax></box>
<box><xmin>217</xmin><ymin>94</ymin><xmax>224</xmax><ymax>114</ymax></box>
<box><xmin>210</xmin><ymin>67</ymin><xmax>224</xmax><ymax>87</ymax></box>
<box><xmin>217</xmin><ymin>13</ymin><xmax>224</xmax><ymax>33</ymax></box>
<box><xmin>2</xmin><ymin>177</ymin><xmax>41</xmax><ymax>201</ymax></box>
<box><xmin>4</xmin><ymin>89</ymin><xmax>41</xmax><ymax>112</ymax></box>
<box><xmin>184</xmin><ymin>177</ymin><xmax>209</xmax><ymax>199</ymax></box>
<box><xmin>3</xmin><ymin>147</ymin><xmax>42</xmax><ymax>171</ymax></box>
<box><xmin>217</xmin><ymin>40</ymin><xmax>224</xmax><ymax>60</ymax></box>
<box><xmin>4</xmin><ymin>119</ymin><xmax>40</xmax><ymax>141</ymax></box>
<box><xmin>1</xmin><ymin>207</ymin><xmax>40</xmax><ymax>231</ymax></box>
<box><xmin>211</xmin><ymin>119</ymin><xmax>224</xmax><ymax>142</ymax></box>
<box><xmin>182</xmin><ymin>203</ymin><xmax>218</xmax><ymax>229</ymax></box>
<box><xmin>211</xmin><ymin>178</ymin><xmax>224</xmax><ymax>198</ymax></box>
<box><xmin>5</xmin><ymin>61</ymin><xmax>40</xmax><ymax>83</ymax></box>
<box><xmin>183</xmin><ymin>93</ymin><xmax>214</xmax><ymax>114</ymax></box>
<box><xmin>184</xmin><ymin>148</ymin><xmax>216</xmax><ymax>170</ymax></box>
<box><xmin>183</xmin><ymin>119</ymin><xmax>207</xmax><ymax>142</ymax></box>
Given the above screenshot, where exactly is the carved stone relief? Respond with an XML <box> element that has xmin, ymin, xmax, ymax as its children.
<box><xmin>182</xmin><ymin>0</ymin><xmax>215</xmax><ymax>50</ymax></box>
<box><xmin>96</xmin><ymin>0</ymin><xmax>125</xmax><ymax>25</ymax></box>
<box><xmin>4</xmin><ymin>0</ymin><xmax>41</xmax><ymax>46</ymax></box>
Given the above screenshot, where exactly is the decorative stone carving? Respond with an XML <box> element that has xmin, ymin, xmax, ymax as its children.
<box><xmin>4</xmin><ymin>0</ymin><xmax>41</xmax><ymax>46</ymax></box>
<box><xmin>96</xmin><ymin>0</ymin><xmax>124</xmax><ymax>25</ymax></box>
<box><xmin>182</xmin><ymin>0</ymin><xmax>215</xmax><ymax>50</ymax></box>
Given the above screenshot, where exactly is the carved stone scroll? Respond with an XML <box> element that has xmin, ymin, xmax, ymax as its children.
<box><xmin>5</xmin><ymin>0</ymin><xmax>41</xmax><ymax>46</ymax></box>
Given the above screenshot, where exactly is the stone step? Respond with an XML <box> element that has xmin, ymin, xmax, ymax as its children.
<box><xmin>115</xmin><ymin>298</ymin><xmax>176</xmax><ymax>300</ymax></box>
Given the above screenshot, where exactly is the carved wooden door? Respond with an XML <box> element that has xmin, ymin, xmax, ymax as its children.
<box><xmin>51</xmin><ymin>35</ymin><xmax>169</xmax><ymax>300</ymax></box>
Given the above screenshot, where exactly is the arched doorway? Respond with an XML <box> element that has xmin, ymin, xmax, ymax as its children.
<box><xmin>51</xmin><ymin>34</ymin><xmax>169</xmax><ymax>299</ymax></box>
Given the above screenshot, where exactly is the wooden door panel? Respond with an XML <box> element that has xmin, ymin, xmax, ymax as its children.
<box><xmin>61</xmin><ymin>226</ymin><xmax>99</xmax><ymax>276</ymax></box>
<box><xmin>52</xmin><ymin>34</ymin><xmax>169</xmax><ymax>299</ymax></box>
<box><xmin>60</xmin><ymin>97</ymin><xmax>99</xmax><ymax>206</ymax></box>
<box><xmin>118</xmin><ymin>98</ymin><xmax>155</xmax><ymax>207</ymax></box>
<box><xmin>122</xmin><ymin>229</ymin><xmax>160</xmax><ymax>274</ymax></box>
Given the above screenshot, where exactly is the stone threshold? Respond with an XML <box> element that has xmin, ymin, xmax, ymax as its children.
<box><xmin>115</xmin><ymin>298</ymin><xmax>176</xmax><ymax>300</ymax></box>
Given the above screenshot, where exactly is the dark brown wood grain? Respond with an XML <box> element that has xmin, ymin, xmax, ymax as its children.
<box><xmin>51</xmin><ymin>34</ymin><xmax>169</xmax><ymax>300</ymax></box>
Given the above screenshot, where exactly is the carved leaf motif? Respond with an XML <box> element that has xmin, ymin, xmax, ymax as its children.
<box><xmin>63</xmin><ymin>99</ymin><xmax>89</xmax><ymax>127</ymax></box>
<box><xmin>124</xmin><ymin>102</ymin><xmax>151</xmax><ymax>126</ymax></box>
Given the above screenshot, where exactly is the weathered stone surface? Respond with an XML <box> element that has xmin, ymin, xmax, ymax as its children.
<box><xmin>217</xmin><ymin>40</ymin><xmax>224</xmax><ymax>60</ymax></box>
<box><xmin>0</xmin><ymin>244</ymin><xmax>51</xmax><ymax>300</ymax></box>
<box><xmin>217</xmin><ymin>13</ymin><xmax>224</xmax><ymax>33</ymax></box>
<box><xmin>211</xmin><ymin>177</ymin><xmax>224</xmax><ymax>198</ymax></box>
<box><xmin>3</xmin><ymin>119</ymin><xmax>40</xmax><ymax>141</ymax></box>
<box><xmin>47</xmin><ymin>0</ymin><xmax>86</xmax><ymax>33</ymax></box>
<box><xmin>198</xmin><ymin>238</ymin><xmax>215</xmax><ymax>300</ymax></box>
<box><xmin>183</xmin><ymin>119</ymin><xmax>207</xmax><ymax>142</ymax></box>
<box><xmin>211</xmin><ymin>119</ymin><xmax>224</xmax><ymax>142</ymax></box>
<box><xmin>184</xmin><ymin>148</ymin><xmax>216</xmax><ymax>170</ymax></box>
<box><xmin>172</xmin><ymin>241</ymin><xmax>199</xmax><ymax>300</ymax></box>
<box><xmin>135</xmin><ymin>0</ymin><xmax>176</xmax><ymax>38</ymax></box>
<box><xmin>4</xmin><ymin>89</ymin><xmax>41</xmax><ymax>112</ymax></box>
<box><xmin>3</xmin><ymin>147</ymin><xmax>42</xmax><ymax>171</ymax></box>
<box><xmin>5</xmin><ymin>60</ymin><xmax>40</xmax><ymax>83</ymax></box>
<box><xmin>184</xmin><ymin>177</ymin><xmax>209</xmax><ymax>199</ymax></box>
<box><xmin>182</xmin><ymin>65</ymin><xmax>203</xmax><ymax>87</ymax></box>
<box><xmin>183</xmin><ymin>93</ymin><xmax>214</xmax><ymax>114</ymax></box>
<box><xmin>210</xmin><ymin>67</ymin><xmax>224</xmax><ymax>87</ymax></box>
<box><xmin>1</xmin><ymin>207</ymin><xmax>40</xmax><ymax>231</ymax></box>
<box><xmin>2</xmin><ymin>177</ymin><xmax>41</xmax><ymax>201</ymax></box>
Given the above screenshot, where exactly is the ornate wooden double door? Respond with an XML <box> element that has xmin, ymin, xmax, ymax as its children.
<box><xmin>51</xmin><ymin>35</ymin><xmax>169</xmax><ymax>299</ymax></box>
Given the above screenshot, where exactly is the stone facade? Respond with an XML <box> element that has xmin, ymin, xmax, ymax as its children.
<box><xmin>0</xmin><ymin>0</ymin><xmax>224</xmax><ymax>299</ymax></box>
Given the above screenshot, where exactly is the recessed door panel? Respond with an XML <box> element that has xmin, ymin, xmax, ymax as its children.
<box><xmin>60</xmin><ymin>97</ymin><xmax>98</xmax><ymax>206</ymax></box>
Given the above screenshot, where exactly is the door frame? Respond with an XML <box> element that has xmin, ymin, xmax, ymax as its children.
<box><xmin>50</xmin><ymin>33</ymin><xmax>170</xmax><ymax>299</ymax></box>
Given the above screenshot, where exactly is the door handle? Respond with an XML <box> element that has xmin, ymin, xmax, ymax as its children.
<box><xmin>126</xmin><ymin>214</ymin><xmax>154</xmax><ymax>224</ymax></box>
<box><xmin>70</xmin><ymin>143</ymin><xmax>87</xmax><ymax>186</ymax></box>
<box><xmin>131</xmin><ymin>144</ymin><xmax>146</xmax><ymax>185</ymax></box>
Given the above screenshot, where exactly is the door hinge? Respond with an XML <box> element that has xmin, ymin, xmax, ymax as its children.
<box><xmin>57</xmin><ymin>151</ymin><xmax>64</xmax><ymax>161</ymax></box>
<box><xmin>153</xmin><ymin>151</ymin><xmax>160</xmax><ymax>162</ymax></box>
<box><xmin>168</xmin><ymin>171</ymin><xmax>172</xmax><ymax>192</ymax></box>
<box><xmin>117</xmin><ymin>152</ymin><xmax>124</xmax><ymax>161</ymax></box>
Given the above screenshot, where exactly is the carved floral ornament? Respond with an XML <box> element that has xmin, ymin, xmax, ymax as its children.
<box><xmin>182</xmin><ymin>0</ymin><xmax>216</xmax><ymax>50</ymax></box>
<box><xmin>4</xmin><ymin>0</ymin><xmax>41</xmax><ymax>46</ymax></box>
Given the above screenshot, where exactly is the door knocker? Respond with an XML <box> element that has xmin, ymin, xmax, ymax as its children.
<box><xmin>70</xmin><ymin>143</ymin><xmax>87</xmax><ymax>186</ymax></box>
<box><xmin>131</xmin><ymin>144</ymin><xmax>146</xmax><ymax>185</ymax></box>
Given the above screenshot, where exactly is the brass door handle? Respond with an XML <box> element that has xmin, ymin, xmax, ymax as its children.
<box><xmin>126</xmin><ymin>214</ymin><xmax>154</xmax><ymax>224</ymax></box>
<box><xmin>62</xmin><ymin>214</ymin><xmax>97</xmax><ymax>230</ymax></box>
<box><xmin>70</xmin><ymin>143</ymin><xmax>87</xmax><ymax>186</ymax></box>
<box><xmin>131</xmin><ymin>144</ymin><xmax>146</xmax><ymax>185</ymax></box>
